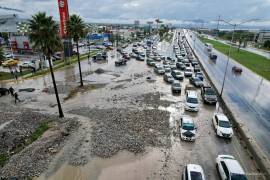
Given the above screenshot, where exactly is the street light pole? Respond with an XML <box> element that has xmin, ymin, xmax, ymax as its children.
<box><xmin>193</xmin><ymin>33</ymin><xmax>196</xmax><ymax>51</ymax></box>
<box><xmin>220</xmin><ymin>24</ymin><xmax>236</xmax><ymax>97</ymax></box>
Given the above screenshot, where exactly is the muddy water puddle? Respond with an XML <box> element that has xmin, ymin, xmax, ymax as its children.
<box><xmin>37</xmin><ymin>148</ymin><xmax>165</xmax><ymax>180</ymax></box>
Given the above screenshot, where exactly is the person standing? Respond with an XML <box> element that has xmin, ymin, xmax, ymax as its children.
<box><xmin>9</xmin><ymin>86</ymin><xmax>14</xmax><ymax>96</ymax></box>
<box><xmin>14</xmin><ymin>92</ymin><xmax>20</xmax><ymax>103</ymax></box>
<box><xmin>19</xmin><ymin>66</ymin><xmax>23</xmax><ymax>76</ymax></box>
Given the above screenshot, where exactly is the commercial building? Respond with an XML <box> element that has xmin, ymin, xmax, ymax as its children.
<box><xmin>257</xmin><ymin>30</ymin><xmax>270</xmax><ymax>43</ymax></box>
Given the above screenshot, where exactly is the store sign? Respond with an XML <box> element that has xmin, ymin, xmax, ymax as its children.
<box><xmin>58</xmin><ymin>0</ymin><xmax>69</xmax><ymax>38</ymax></box>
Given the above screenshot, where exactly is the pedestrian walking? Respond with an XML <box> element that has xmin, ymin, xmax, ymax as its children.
<box><xmin>19</xmin><ymin>66</ymin><xmax>23</xmax><ymax>76</ymax></box>
<box><xmin>10</xmin><ymin>68</ymin><xmax>14</xmax><ymax>77</ymax></box>
<box><xmin>14</xmin><ymin>72</ymin><xmax>18</xmax><ymax>80</ymax></box>
<box><xmin>14</xmin><ymin>92</ymin><xmax>20</xmax><ymax>103</ymax></box>
<box><xmin>9</xmin><ymin>86</ymin><xmax>14</xmax><ymax>96</ymax></box>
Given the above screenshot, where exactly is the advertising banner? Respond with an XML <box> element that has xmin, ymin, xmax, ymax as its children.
<box><xmin>58</xmin><ymin>0</ymin><xmax>69</xmax><ymax>38</ymax></box>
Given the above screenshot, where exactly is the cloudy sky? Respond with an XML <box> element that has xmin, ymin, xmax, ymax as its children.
<box><xmin>0</xmin><ymin>0</ymin><xmax>270</xmax><ymax>25</ymax></box>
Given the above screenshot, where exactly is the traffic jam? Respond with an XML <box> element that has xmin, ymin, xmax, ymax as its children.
<box><xmin>114</xmin><ymin>30</ymin><xmax>250</xmax><ymax>180</ymax></box>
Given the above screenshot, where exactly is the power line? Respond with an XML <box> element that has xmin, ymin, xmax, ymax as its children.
<box><xmin>0</xmin><ymin>6</ymin><xmax>24</xmax><ymax>13</ymax></box>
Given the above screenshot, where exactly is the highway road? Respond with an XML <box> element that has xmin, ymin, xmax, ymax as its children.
<box><xmin>185</xmin><ymin>30</ymin><xmax>270</xmax><ymax>159</ymax></box>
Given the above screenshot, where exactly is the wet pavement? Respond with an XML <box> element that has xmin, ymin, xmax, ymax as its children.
<box><xmin>0</xmin><ymin>34</ymin><xmax>265</xmax><ymax>179</ymax></box>
<box><xmin>186</xmin><ymin>30</ymin><xmax>270</xmax><ymax>160</ymax></box>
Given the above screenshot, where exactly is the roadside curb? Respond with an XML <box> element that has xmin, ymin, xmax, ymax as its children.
<box><xmin>185</xmin><ymin>33</ymin><xmax>270</xmax><ymax>179</ymax></box>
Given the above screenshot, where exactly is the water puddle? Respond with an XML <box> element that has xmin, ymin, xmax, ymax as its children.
<box><xmin>84</xmin><ymin>73</ymin><xmax>117</xmax><ymax>84</ymax></box>
<box><xmin>37</xmin><ymin>148</ymin><xmax>164</xmax><ymax>180</ymax></box>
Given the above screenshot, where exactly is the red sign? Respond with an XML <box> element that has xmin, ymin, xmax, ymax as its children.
<box><xmin>58</xmin><ymin>0</ymin><xmax>69</xmax><ymax>38</ymax></box>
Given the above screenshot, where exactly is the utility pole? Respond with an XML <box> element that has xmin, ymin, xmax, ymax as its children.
<box><xmin>216</xmin><ymin>15</ymin><xmax>221</xmax><ymax>37</ymax></box>
<box><xmin>220</xmin><ymin>23</ymin><xmax>236</xmax><ymax>98</ymax></box>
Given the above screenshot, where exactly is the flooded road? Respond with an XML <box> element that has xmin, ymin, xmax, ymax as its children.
<box><xmin>0</xmin><ymin>35</ymin><xmax>265</xmax><ymax>179</ymax></box>
<box><xmin>186</xmin><ymin>30</ymin><xmax>270</xmax><ymax>159</ymax></box>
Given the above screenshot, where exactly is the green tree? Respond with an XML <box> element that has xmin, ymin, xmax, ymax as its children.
<box><xmin>27</xmin><ymin>12</ymin><xmax>48</xmax><ymax>68</ymax></box>
<box><xmin>67</xmin><ymin>14</ymin><xmax>86</xmax><ymax>87</ymax></box>
<box><xmin>0</xmin><ymin>47</ymin><xmax>5</xmax><ymax>64</ymax></box>
<box><xmin>29</xmin><ymin>12</ymin><xmax>64</xmax><ymax>118</ymax></box>
<box><xmin>263</xmin><ymin>40</ymin><xmax>270</xmax><ymax>48</ymax></box>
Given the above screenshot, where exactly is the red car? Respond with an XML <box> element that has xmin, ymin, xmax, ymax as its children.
<box><xmin>232</xmin><ymin>66</ymin><xmax>242</xmax><ymax>73</ymax></box>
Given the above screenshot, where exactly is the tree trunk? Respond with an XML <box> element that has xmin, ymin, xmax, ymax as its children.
<box><xmin>48</xmin><ymin>54</ymin><xmax>64</xmax><ymax>118</ymax></box>
<box><xmin>76</xmin><ymin>41</ymin><xmax>83</xmax><ymax>87</ymax></box>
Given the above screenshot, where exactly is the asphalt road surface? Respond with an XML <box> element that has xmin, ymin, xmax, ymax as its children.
<box><xmin>185</xmin><ymin>30</ymin><xmax>270</xmax><ymax>160</ymax></box>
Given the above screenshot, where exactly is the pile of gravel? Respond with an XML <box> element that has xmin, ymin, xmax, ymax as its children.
<box><xmin>69</xmin><ymin>108</ymin><xmax>171</xmax><ymax>158</ymax></box>
<box><xmin>95</xmin><ymin>68</ymin><xmax>105</xmax><ymax>74</ymax></box>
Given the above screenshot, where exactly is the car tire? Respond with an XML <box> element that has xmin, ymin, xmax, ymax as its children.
<box><xmin>216</xmin><ymin>163</ymin><xmax>222</xmax><ymax>180</ymax></box>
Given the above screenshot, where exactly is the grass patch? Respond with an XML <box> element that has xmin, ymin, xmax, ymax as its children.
<box><xmin>30</xmin><ymin>122</ymin><xmax>50</xmax><ymax>142</ymax></box>
<box><xmin>0</xmin><ymin>153</ymin><xmax>9</xmax><ymax>167</ymax></box>
<box><xmin>199</xmin><ymin>36</ymin><xmax>270</xmax><ymax>81</ymax></box>
<box><xmin>0</xmin><ymin>122</ymin><xmax>49</xmax><ymax>168</ymax></box>
<box><xmin>0</xmin><ymin>70</ymin><xmax>31</xmax><ymax>81</ymax></box>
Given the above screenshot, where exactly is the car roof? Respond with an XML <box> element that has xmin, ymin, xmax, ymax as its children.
<box><xmin>187</xmin><ymin>91</ymin><xmax>197</xmax><ymax>98</ymax></box>
<box><xmin>215</xmin><ymin>113</ymin><xmax>229</xmax><ymax>122</ymax></box>
<box><xmin>181</xmin><ymin>116</ymin><xmax>194</xmax><ymax>124</ymax></box>
<box><xmin>223</xmin><ymin>158</ymin><xmax>245</xmax><ymax>174</ymax></box>
<box><xmin>187</xmin><ymin>164</ymin><xmax>204</xmax><ymax>174</ymax></box>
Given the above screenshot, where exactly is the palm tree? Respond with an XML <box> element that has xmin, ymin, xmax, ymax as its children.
<box><xmin>27</xmin><ymin>12</ymin><xmax>47</xmax><ymax>69</ymax></box>
<box><xmin>0</xmin><ymin>47</ymin><xmax>5</xmax><ymax>64</ymax></box>
<box><xmin>29</xmin><ymin>12</ymin><xmax>64</xmax><ymax>118</ymax></box>
<box><xmin>67</xmin><ymin>14</ymin><xmax>86</xmax><ymax>87</ymax></box>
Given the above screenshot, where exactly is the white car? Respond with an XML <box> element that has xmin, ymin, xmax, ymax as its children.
<box><xmin>18</xmin><ymin>61</ymin><xmax>35</xmax><ymax>68</ymax></box>
<box><xmin>4</xmin><ymin>53</ymin><xmax>13</xmax><ymax>59</ymax></box>
<box><xmin>182</xmin><ymin>164</ymin><xmax>206</xmax><ymax>180</ymax></box>
<box><xmin>163</xmin><ymin>65</ymin><xmax>171</xmax><ymax>73</ymax></box>
<box><xmin>216</xmin><ymin>155</ymin><xmax>247</xmax><ymax>180</ymax></box>
<box><xmin>184</xmin><ymin>67</ymin><xmax>193</xmax><ymax>77</ymax></box>
<box><xmin>212</xmin><ymin>113</ymin><xmax>233</xmax><ymax>138</ymax></box>
<box><xmin>180</xmin><ymin>116</ymin><xmax>197</xmax><ymax>141</ymax></box>
<box><xmin>185</xmin><ymin>91</ymin><xmax>199</xmax><ymax>112</ymax></box>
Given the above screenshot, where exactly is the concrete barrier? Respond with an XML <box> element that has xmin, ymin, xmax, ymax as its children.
<box><xmin>185</xmin><ymin>34</ymin><xmax>270</xmax><ymax>179</ymax></box>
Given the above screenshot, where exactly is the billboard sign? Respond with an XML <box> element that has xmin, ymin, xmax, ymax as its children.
<box><xmin>58</xmin><ymin>0</ymin><xmax>69</xmax><ymax>38</ymax></box>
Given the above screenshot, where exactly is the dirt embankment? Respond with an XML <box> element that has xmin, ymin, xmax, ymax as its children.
<box><xmin>0</xmin><ymin>103</ymin><xmax>79</xmax><ymax>178</ymax></box>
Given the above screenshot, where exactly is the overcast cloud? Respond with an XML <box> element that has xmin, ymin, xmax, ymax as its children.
<box><xmin>0</xmin><ymin>0</ymin><xmax>270</xmax><ymax>25</ymax></box>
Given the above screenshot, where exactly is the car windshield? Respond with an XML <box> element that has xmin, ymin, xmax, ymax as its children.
<box><xmin>182</xmin><ymin>123</ymin><xmax>195</xmax><ymax>130</ymax></box>
<box><xmin>231</xmin><ymin>174</ymin><xmax>248</xmax><ymax>180</ymax></box>
<box><xmin>205</xmin><ymin>88</ymin><xmax>216</xmax><ymax>95</ymax></box>
<box><xmin>173</xmin><ymin>83</ymin><xmax>180</xmax><ymax>87</ymax></box>
<box><xmin>219</xmin><ymin>120</ymin><xmax>231</xmax><ymax>128</ymax></box>
<box><xmin>194</xmin><ymin>78</ymin><xmax>201</xmax><ymax>82</ymax></box>
<box><xmin>186</xmin><ymin>69</ymin><xmax>192</xmax><ymax>72</ymax></box>
<box><xmin>175</xmin><ymin>71</ymin><xmax>181</xmax><ymax>75</ymax></box>
<box><xmin>190</xmin><ymin>171</ymin><xmax>203</xmax><ymax>180</ymax></box>
<box><xmin>187</xmin><ymin>97</ymin><xmax>198</xmax><ymax>104</ymax></box>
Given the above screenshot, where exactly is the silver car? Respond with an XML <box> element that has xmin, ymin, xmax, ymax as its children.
<box><xmin>171</xmin><ymin>81</ymin><xmax>182</xmax><ymax>93</ymax></box>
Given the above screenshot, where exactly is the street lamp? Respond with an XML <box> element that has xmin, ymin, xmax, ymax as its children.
<box><xmin>219</xmin><ymin>18</ymin><xmax>260</xmax><ymax>98</ymax></box>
